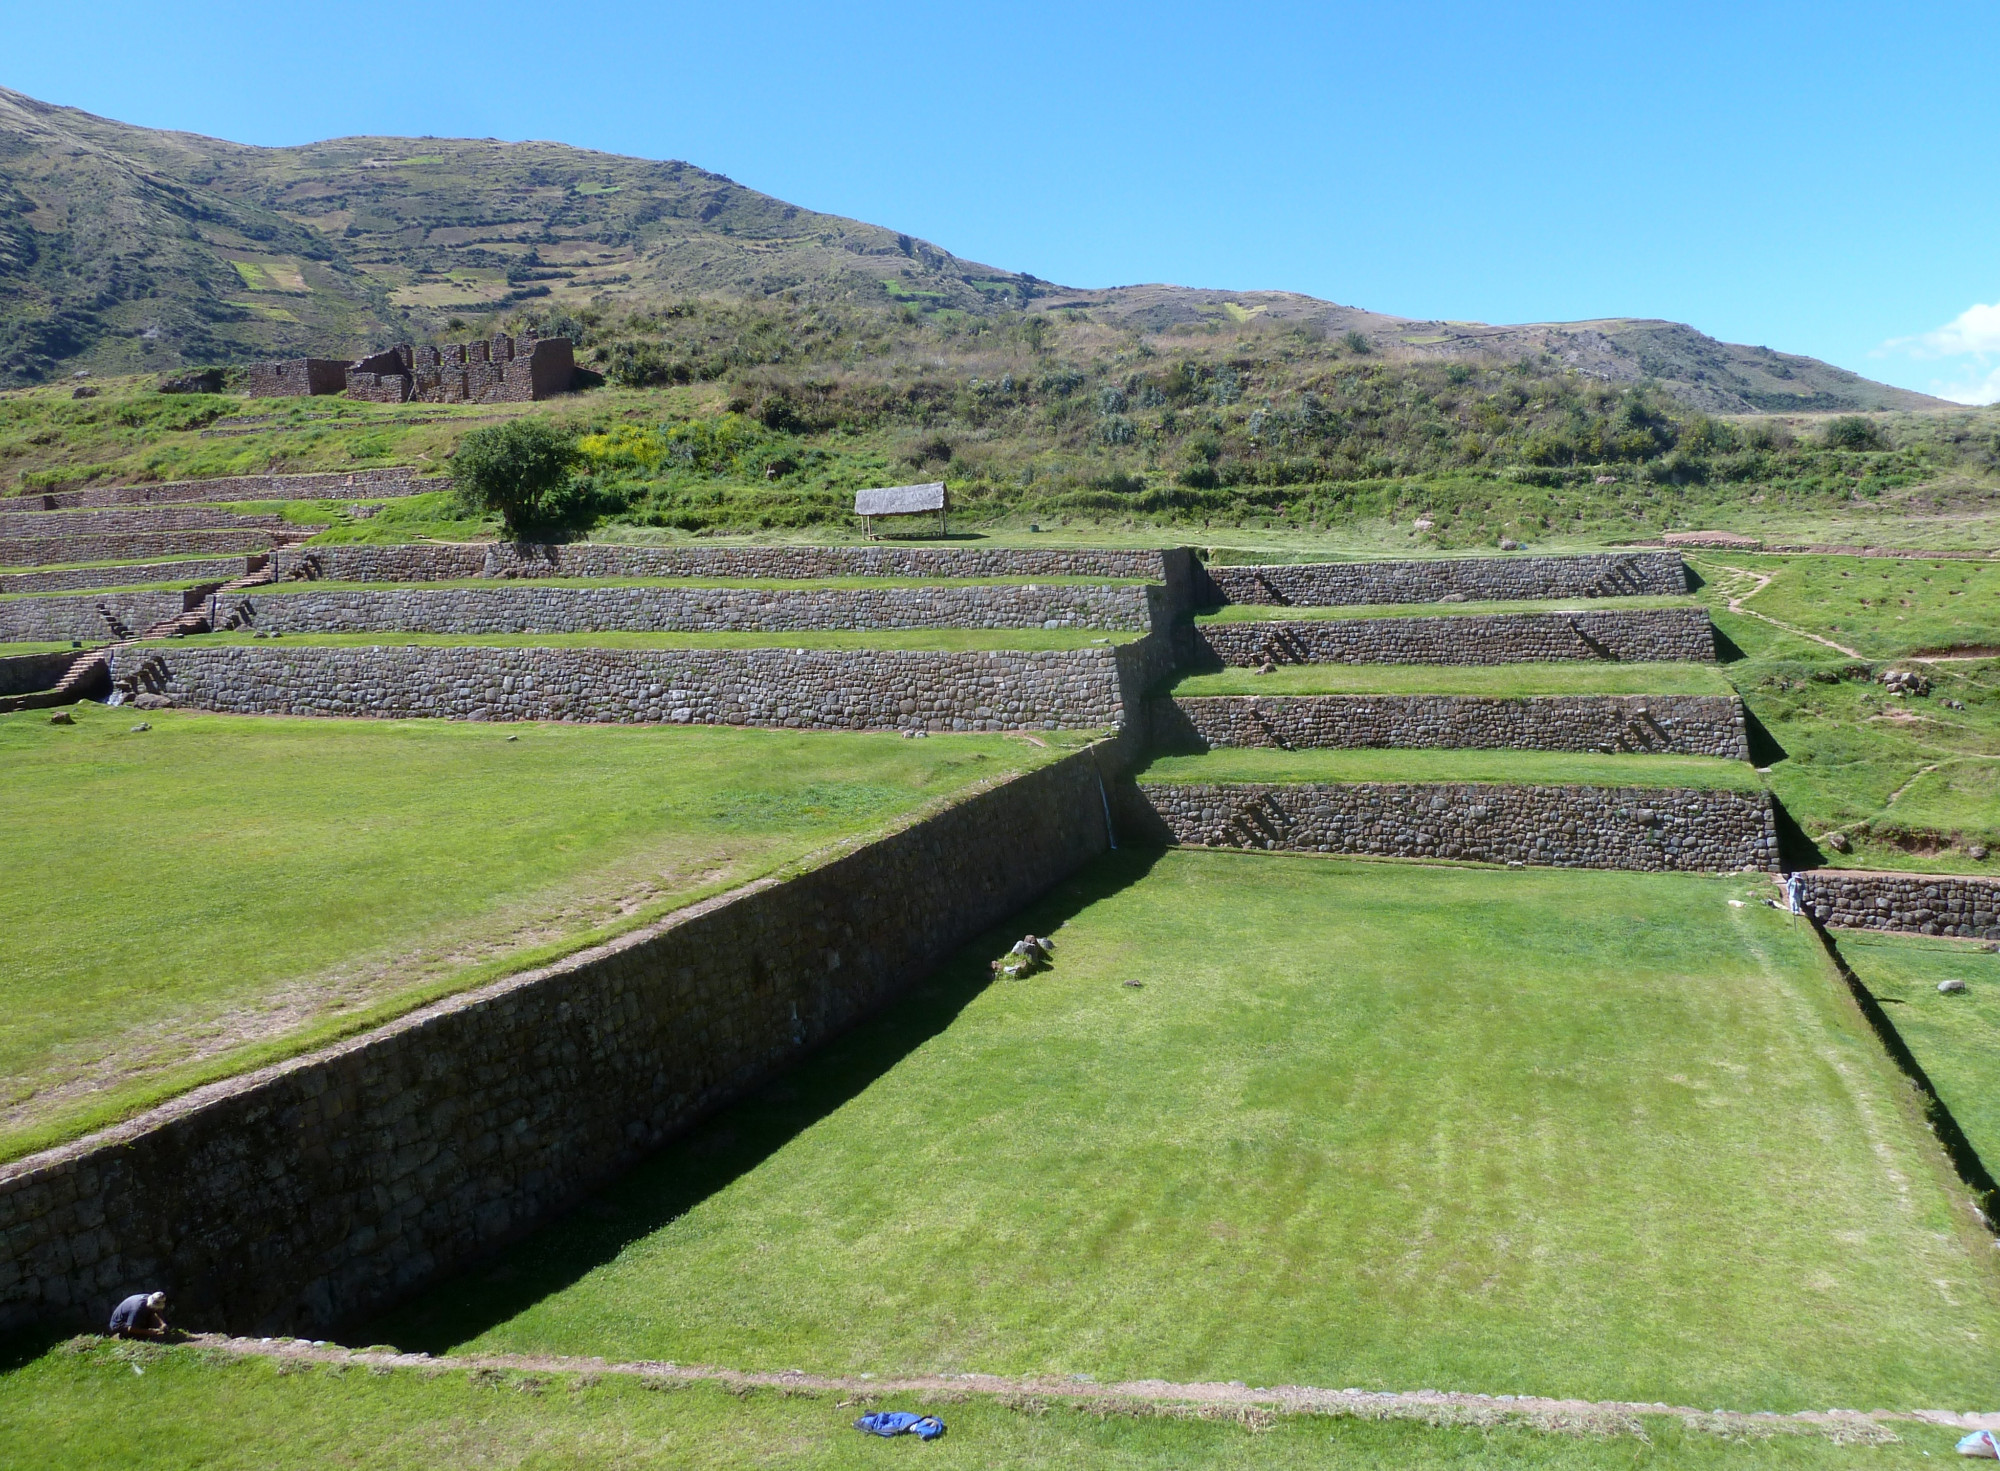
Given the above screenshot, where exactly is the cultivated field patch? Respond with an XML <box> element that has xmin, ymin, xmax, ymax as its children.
<box><xmin>374</xmin><ymin>850</ymin><xmax>2000</xmax><ymax>1411</ymax></box>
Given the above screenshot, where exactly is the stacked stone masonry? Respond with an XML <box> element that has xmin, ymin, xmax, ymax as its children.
<box><xmin>0</xmin><ymin>650</ymin><xmax>83</xmax><ymax>697</ymax></box>
<box><xmin>1795</xmin><ymin>870</ymin><xmax>2000</xmax><ymax>940</ymax></box>
<box><xmin>1127</xmin><ymin>781</ymin><xmax>1778</xmax><ymax>871</ymax></box>
<box><xmin>341</xmin><ymin>336</ymin><xmax>575</xmax><ymax>404</ymax></box>
<box><xmin>0</xmin><ymin>508</ymin><xmax>294</xmax><ymax>539</ymax></box>
<box><xmin>0</xmin><ymin>593</ymin><xmax>195</xmax><ymax>643</ymax></box>
<box><xmin>1202</xmin><ymin>551</ymin><xmax>1688</xmax><ymax>606</ymax></box>
<box><xmin>275</xmin><ymin>542</ymin><xmax>1193</xmax><ymax>588</ymax></box>
<box><xmin>244</xmin><ymin>359</ymin><xmax>347</xmax><ymax>398</ymax></box>
<box><xmin>109</xmin><ymin>641</ymin><xmax>1161</xmax><ymax>732</ymax></box>
<box><xmin>31</xmin><ymin>469</ymin><xmax>444</xmax><ymax>511</ymax></box>
<box><xmin>229</xmin><ymin>583</ymin><xmax>1162</xmax><ymax>636</ymax></box>
<box><xmin>1192</xmin><ymin>607</ymin><xmax>1716</xmax><ymax>666</ymax></box>
<box><xmin>1153</xmin><ymin>694</ymin><xmax>1749</xmax><ymax>758</ymax></box>
<box><xmin>0</xmin><ymin>530</ymin><xmax>287</xmax><ymax>569</ymax></box>
<box><xmin>0</xmin><ymin>750</ymin><xmax>1113</xmax><ymax>1335</ymax></box>
<box><xmin>0</xmin><ymin>557</ymin><xmax>263</xmax><ymax>597</ymax></box>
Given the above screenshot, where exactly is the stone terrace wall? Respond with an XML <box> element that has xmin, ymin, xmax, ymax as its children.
<box><xmin>0</xmin><ymin>592</ymin><xmax>190</xmax><ymax>643</ymax></box>
<box><xmin>233</xmin><ymin>583</ymin><xmax>1162</xmax><ymax>636</ymax></box>
<box><xmin>32</xmin><ymin>469</ymin><xmax>445</xmax><ymax>511</ymax></box>
<box><xmin>1192</xmin><ymin>607</ymin><xmax>1716</xmax><ymax>666</ymax></box>
<box><xmin>1202</xmin><ymin>551</ymin><xmax>1687</xmax><ymax>607</ymax></box>
<box><xmin>1153</xmin><ymin>693</ymin><xmax>1748</xmax><ymax>759</ymax></box>
<box><xmin>0</xmin><ymin>749</ymin><xmax>1115</xmax><ymax>1336</ymax></box>
<box><xmin>0</xmin><ymin>508</ymin><xmax>293</xmax><ymax>538</ymax></box>
<box><xmin>0</xmin><ymin>557</ymin><xmax>262</xmax><ymax>597</ymax></box>
<box><xmin>111</xmin><ymin>640</ymin><xmax>1163</xmax><ymax>732</ymax></box>
<box><xmin>1125</xmin><ymin>781</ymin><xmax>1777</xmax><ymax>871</ymax></box>
<box><xmin>0</xmin><ymin>650</ymin><xmax>82</xmax><ymax>697</ymax></box>
<box><xmin>1795</xmin><ymin>870</ymin><xmax>2000</xmax><ymax>940</ymax></box>
<box><xmin>0</xmin><ymin>530</ymin><xmax>284</xmax><ymax>569</ymax></box>
<box><xmin>274</xmin><ymin>543</ymin><xmax>1195</xmax><ymax>590</ymax></box>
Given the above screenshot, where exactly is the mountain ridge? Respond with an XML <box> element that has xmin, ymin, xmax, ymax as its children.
<box><xmin>0</xmin><ymin>86</ymin><xmax>1945</xmax><ymax>413</ymax></box>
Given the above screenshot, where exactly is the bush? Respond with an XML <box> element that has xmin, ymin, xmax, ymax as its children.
<box><xmin>1341</xmin><ymin>329</ymin><xmax>1371</xmax><ymax>355</ymax></box>
<box><xmin>1822</xmin><ymin>415</ymin><xmax>1886</xmax><ymax>451</ymax></box>
<box><xmin>451</xmin><ymin>419</ymin><xmax>585</xmax><ymax>537</ymax></box>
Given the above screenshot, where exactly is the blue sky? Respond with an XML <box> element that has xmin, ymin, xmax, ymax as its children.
<box><xmin>6</xmin><ymin>1</ymin><xmax>1997</xmax><ymax>400</ymax></box>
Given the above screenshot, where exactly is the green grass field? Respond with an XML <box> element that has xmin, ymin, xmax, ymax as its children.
<box><xmin>143</xmin><ymin>627</ymin><xmax>1141</xmax><ymax>653</ymax></box>
<box><xmin>2</xmin><ymin>1339</ymin><xmax>1981</xmax><ymax>1471</ymax></box>
<box><xmin>1194</xmin><ymin>595</ymin><xmax>1694</xmax><ymax>623</ymax></box>
<box><xmin>0</xmin><ymin>708</ymin><xmax>1073</xmax><ymax>1162</ymax></box>
<box><xmin>1691</xmin><ymin>552</ymin><xmax>2000</xmax><ymax>659</ymax></box>
<box><xmin>1168</xmin><ymin>661</ymin><xmax>1735</xmax><ymax>698</ymax></box>
<box><xmin>1133</xmin><ymin>747</ymin><xmax>1763</xmax><ymax>791</ymax></box>
<box><xmin>373</xmin><ymin>851</ymin><xmax>1999</xmax><ymax>1411</ymax></box>
<box><xmin>1832</xmin><ymin>930</ymin><xmax>2000</xmax><ymax>1179</ymax></box>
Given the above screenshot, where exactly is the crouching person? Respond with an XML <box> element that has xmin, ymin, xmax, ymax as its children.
<box><xmin>107</xmin><ymin>1291</ymin><xmax>170</xmax><ymax>1340</ymax></box>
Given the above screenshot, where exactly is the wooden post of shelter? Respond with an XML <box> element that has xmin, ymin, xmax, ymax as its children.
<box><xmin>854</xmin><ymin>481</ymin><xmax>949</xmax><ymax>540</ymax></box>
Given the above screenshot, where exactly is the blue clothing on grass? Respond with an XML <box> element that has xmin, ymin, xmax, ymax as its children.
<box><xmin>853</xmin><ymin>1411</ymin><xmax>945</xmax><ymax>1440</ymax></box>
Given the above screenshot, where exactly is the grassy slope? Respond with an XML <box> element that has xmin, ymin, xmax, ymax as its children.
<box><xmin>376</xmin><ymin>851</ymin><xmax>1997</xmax><ymax>1410</ymax></box>
<box><xmin>0</xmin><ymin>709</ymin><xmax>1069</xmax><ymax>1161</ymax></box>
<box><xmin>1133</xmin><ymin>748</ymin><xmax>1761</xmax><ymax>791</ymax></box>
<box><xmin>1168</xmin><ymin>661</ymin><xmax>1735</xmax><ymax>697</ymax></box>
<box><xmin>1832</xmin><ymin>931</ymin><xmax>2000</xmax><ymax>1178</ymax></box>
<box><xmin>0</xmin><ymin>1342</ymin><xmax>1978</xmax><ymax>1471</ymax></box>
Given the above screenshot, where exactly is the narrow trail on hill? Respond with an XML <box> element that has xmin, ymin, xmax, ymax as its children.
<box><xmin>174</xmin><ymin>1335</ymin><xmax>1999</xmax><ymax>1441</ymax></box>
<box><xmin>1695</xmin><ymin>560</ymin><xmax>1865</xmax><ymax>659</ymax></box>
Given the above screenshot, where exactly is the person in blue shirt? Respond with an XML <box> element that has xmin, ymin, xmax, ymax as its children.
<box><xmin>107</xmin><ymin>1291</ymin><xmax>169</xmax><ymax>1339</ymax></box>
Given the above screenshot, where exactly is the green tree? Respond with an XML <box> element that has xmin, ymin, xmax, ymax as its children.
<box><xmin>452</xmin><ymin>419</ymin><xmax>584</xmax><ymax>538</ymax></box>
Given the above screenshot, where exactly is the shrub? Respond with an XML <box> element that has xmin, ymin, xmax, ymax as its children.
<box><xmin>451</xmin><ymin>419</ymin><xmax>585</xmax><ymax>537</ymax></box>
<box><xmin>1341</xmin><ymin>329</ymin><xmax>1371</xmax><ymax>355</ymax></box>
<box><xmin>1822</xmin><ymin>415</ymin><xmax>1885</xmax><ymax>451</ymax></box>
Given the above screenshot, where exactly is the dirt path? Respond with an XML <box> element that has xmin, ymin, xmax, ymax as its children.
<box><xmin>178</xmin><ymin>1335</ymin><xmax>1999</xmax><ymax>1442</ymax></box>
<box><xmin>1694</xmin><ymin>559</ymin><xmax>1865</xmax><ymax>658</ymax></box>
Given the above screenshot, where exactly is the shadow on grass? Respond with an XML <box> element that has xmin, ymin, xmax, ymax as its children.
<box><xmin>1712</xmin><ymin>624</ymin><xmax>1750</xmax><ymax>663</ymax></box>
<box><xmin>1772</xmin><ymin>798</ymin><xmax>1825</xmax><ymax>872</ymax></box>
<box><xmin>1742</xmin><ymin>705</ymin><xmax>1788</xmax><ymax>767</ymax></box>
<box><xmin>0</xmin><ymin>1325</ymin><xmax>69</xmax><ymax>1374</ymax></box>
<box><xmin>364</xmin><ymin>844</ymin><xmax>1170</xmax><ymax>1355</ymax></box>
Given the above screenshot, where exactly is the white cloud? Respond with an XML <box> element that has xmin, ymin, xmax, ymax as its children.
<box><xmin>1929</xmin><ymin>361</ymin><xmax>2000</xmax><ymax>406</ymax></box>
<box><xmin>1907</xmin><ymin>301</ymin><xmax>2000</xmax><ymax>357</ymax></box>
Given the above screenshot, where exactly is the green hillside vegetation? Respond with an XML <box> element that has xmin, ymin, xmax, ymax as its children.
<box><xmin>377</xmin><ymin>852</ymin><xmax>2000</xmax><ymax>1411</ymax></box>
<box><xmin>0</xmin><ymin>709</ymin><xmax>1071</xmax><ymax>1161</ymax></box>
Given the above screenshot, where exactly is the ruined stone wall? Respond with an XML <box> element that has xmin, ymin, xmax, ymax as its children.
<box><xmin>0</xmin><ymin>650</ymin><xmax>82</xmax><ymax>696</ymax></box>
<box><xmin>0</xmin><ymin>508</ymin><xmax>292</xmax><ymax>539</ymax></box>
<box><xmin>1124</xmin><ymin>780</ymin><xmax>1777</xmax><ymax>871</ymax></box>
<box><xmin>31</xmin><ymin>469</ymin><xmax>444</xmax><ymax>511</ymax></box>
<box><xmin>1152</xmin><ymin>693</ymin><xmax>1749</xmax><ymax>759</ymax></box>
<box><xmin>0</xmin><ymin>530</ymin><xmax>282</xmax><ymax>569</ymax></box>
<box><xmin>274</xmin><ymin>543</ymin><xmax>1193</xmax><ymax>587</ymax></box>
<box><xmin>1794</xmin><ymin>870</ymin><xmax>2000</xmax><ymax>940</ymax></box>
<box><xmin>0</xmin><ymin>592</ymin><xmax>188</xmax><ymax>643</ymax></box>
<box><xmin>0</xmin><ymin>749</ymin><xmax>1116</xmax><ymax>1336</ymax></box>
<box><xmin>0</xmin><ymin>558</ymin><xmax>261</xmax><ymax>596</ymax></box>
<box><xmin>1202</xmin><ymin>552</ymin><xmax>1687</xmax><ymax>606</ymax></box>
<box><xmin>245</xmin><ymin>359</ymin><xmax>347</xmax><ymax>398</ymax></box>
<box><xmin>232</xmin><ymin>583</ymin><xmax>1160</xmax><ymax>636</ymax></box>
<box><xmin>110</xmin><ymin>639</ymin><xmax>1165</xmax><ymax>732</ymax></box>
<box><xmin>1191</xmin><ymin>607</ymin><xmax>1716</xmax><ymax>666</ymax></box>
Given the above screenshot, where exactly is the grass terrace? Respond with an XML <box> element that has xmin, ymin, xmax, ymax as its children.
<box><xmin>0</xmin><ymin>707</ymin><xmax>1084</xmax><ymax>1162</ymax></box>
<box><xmin>1168</xmin><ymin>661</ymin><xmax>1736</xmax><ymax>698</ymax></box>
<box><xmin>372</xmin><ymin>850</ymin><xmax>2000</xmax><ymax>1411</ymax></box>
<box><xmin>1134</xmin><ymin>747</ymin><xmax>1764</xmax><ymax>791</ymax></box>
<box><xmin>1832</xmin><ymin>929</ymin><xmax>2000</xmax><ymax>1178</ymax></box>
<box><xmin>0</xmin><ymin>641</ymin><xmax>87</xmax><ymax>657</ymax></box>
<box><xmin>1689</xmin><ymin>552</ymin><xmax>2000</xmax><ymax>660</ymax></box>
<box><xmin>141</xmin><ymin>627</ymin><xmax>1144</xmax><ymax>652</ymax></box>
<box><xmin>1193</xmin><ymin>595</ymin><xmax>1698</xmax><ymax>623</ymax></box>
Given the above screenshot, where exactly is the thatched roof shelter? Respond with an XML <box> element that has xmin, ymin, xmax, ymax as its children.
<box><xmin>855</xmin><ymin>481</ymin><xmax>949</xmax><ymax>537</ymax></box>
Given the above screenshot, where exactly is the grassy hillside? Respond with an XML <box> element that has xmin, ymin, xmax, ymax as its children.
<box><xmin>0</xmin><ymin>86</ymin><xmax>1948</xmax><ymax>419</ymax></box>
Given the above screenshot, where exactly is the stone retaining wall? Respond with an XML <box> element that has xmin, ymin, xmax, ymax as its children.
<box><xmin>231</xmin><ymin>582</ymin><xmax>1162</xmax><ymax>636</ymax></box>
<box><xmin>0</xmin><ymin>592</ymin><xmax>191</xmax><ymax>642</ymax></box>
<box><xmin>0</xmin><ymin>508</ymin><xmax>294</xmax><ymax>539</ymax></box>
<box><xmin>1152</xmin><ymin>694</ymin><xmax>1748</xmax><ymax>758</ymax></box>
<box><xmin>1202</xmin><ymin>551</ymin><xmax>1687</xmax><ymax>606</ymax></box>
<box><xmin>0</xmin><ymin>557</ymin><xmax>263</xmax><ymax>596</ymax></box>
<box><xmin>28</xmin><ymin>469</ymin><xmax>446</xmax><ymax>511</ymax></box>
<box><xmin>110</xmin><ymin>640</ymin><xmax>1162</xmax><ymax>732</ymax></box>
<box><xmin>1191</xmin><ymin>607</ymin><xmax>1715</xmax><ymax>666</ymax></box>
<box><xmin>1125</xmin><ymin>780</ymin><xmax>1777</xmax><ymax>871</ymax></box>
<box><xmin>0</xmin><ymin>530</ymin><xmax>283</xmax><ymax>569</ymax></box>
<box><xmin>1794</xmin><ymin>870</ymin><xmax>2000</xmax><ymax>940</ymax></box>
<box><xmin>0</xmin><ymin>650</ymin><xmax>81</xmax><ymax>696</ymax></box>
<box><xmin>274</xmin><ymin>543</ymin><xmax>1195</xmax><ymax>592</ymax></box>
<box><xmin>0</xmin><ymin>749</ymin><xmax>1115</xmax><ymax>1335</ymax></box>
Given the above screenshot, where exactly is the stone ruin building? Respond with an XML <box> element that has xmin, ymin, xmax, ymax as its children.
<box><xmin>247</xmin><ymin>333</ymin><xmax>575</xmax><ymax>404</ymax></box>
